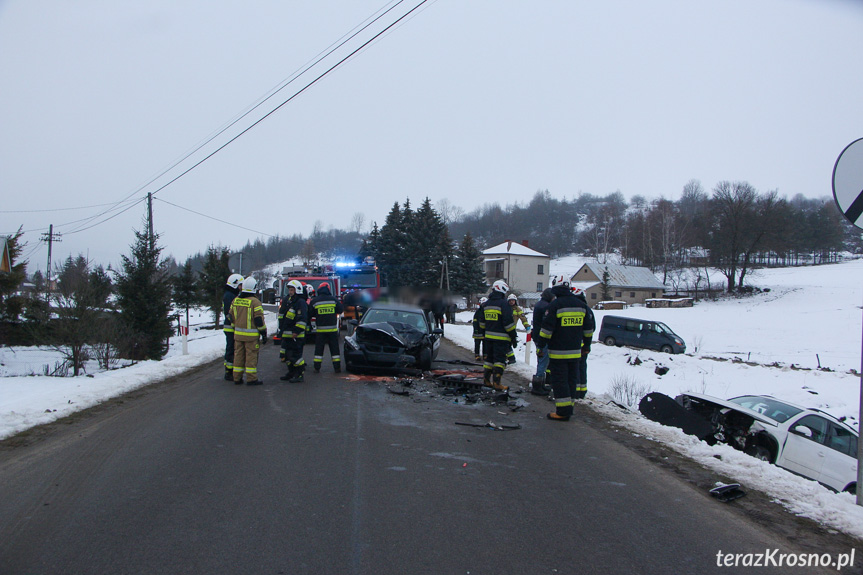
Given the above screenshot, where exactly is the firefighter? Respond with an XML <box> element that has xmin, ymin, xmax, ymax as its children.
<box><xmin>472</xmin><ymin>297</ymin><xmax>487</xmax><ymax>361</ymax></box>
<box><xmin>530</xmin><ymin>287</ymin><xmax>555</xmax><ymax>395</ymax></box>
<box><xmin>279</xmin><ymin>279</ymin><xmax>308</xmax><ymax>383</ymax></box>
<box><xmin>505</xmin><ymin>293</ymin><xmax>529</xmax><ymax>364</ymax></box>
<box><xmin>223</xmin><ymin>273</ymin><xmax>244</xmax><ymax>380</ymax></box>
<box><xmin>572</xmin><ymin>287</ymin><xmax>590</xmax><ymax>399</ymax></box>
<box><xmin>539</xmin><ymin>275</ymin><xmax>595</xmax><ymax>421</ymax></box>
<box><xmin>308</xmin><ymin>282</ymin><xmax>343</xmax><ymax>373</ymax></box>
<box><xmin>228</xmin><ymin>277</ymin><xmax>268</xmax><ymax>385</ymax></box>
<box><xmin>479</xmin><ymin>280</ymin><xmax>517</xmax><ymax>391</ymax></box>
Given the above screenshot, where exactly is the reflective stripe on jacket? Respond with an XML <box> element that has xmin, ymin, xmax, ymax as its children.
<box><xmin>230</xmin><ymin>295</ymin><xmax>266</xmax><ymax>341</ymax></box>
<box><xmin>480</xmin><ymin>292</ymin><xmax>516</xmax><ymax>342</ymax></box>
<box><xmin>539</xmin><ymin>289</ymin><xmax>595</xmax><ymax>360</ymax></box>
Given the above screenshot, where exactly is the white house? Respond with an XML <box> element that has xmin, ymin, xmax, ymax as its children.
<box><xmin>482</xmin><ymin>240</ymin><xmax>550</xmax><ymax>295</ymax></box>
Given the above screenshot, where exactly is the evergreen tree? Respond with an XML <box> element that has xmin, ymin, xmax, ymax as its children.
<box><xmin>408</xmin><ymin>198</ymin><xmax>453</xmax><ymax>288</ymax></box>
<box><xmin>600</xmin><ymin>266</ymin><xmax>612</xmax><ymax>301</ymax></box>
<box><xmin>359</xmin><ymin>222</ymin><xmax>381</xmax><ymax>262</ymax></box>
<box><xmin>114</xmin><ymin>228</ymin><xmax>174</xmax><ymax>360</ymax></box>
<box><xmin>50</xmin><ymin>255</ymin><xmax>114</xmax><ymax>375</ymax></box>
<box><xmin>199</xmin><ymin>245</ymin><xmax>231</xmax><ymax>326</ymax></box>
<box><xmin>173</xmin><ymin>260</ymin><xmax>198</xmax><ymax>327</ymax></box>
<box><xmin>377</xmin><ymin>202</ymin><xmax>409</xmax><ymax>289</ymax></box>
<box><xmin>451</xmin><ymin>232</ymin><xmax>487</xmax><ymax>305</ymax></box>
<box><xmin>0</xmin><ymin>227</ymin><xmax>28</xmax><ymax>323</ymax></box>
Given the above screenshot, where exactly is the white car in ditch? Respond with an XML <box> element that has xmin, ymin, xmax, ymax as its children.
<box><xmin>668</xmin><ymin>393</ymin><xmax>858</xmax><ymax>494</ymax></box>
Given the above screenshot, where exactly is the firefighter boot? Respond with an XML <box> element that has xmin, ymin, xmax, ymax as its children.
<box><xmin>280</xmin><ymin>364</ymin><xmax>297</xmax><ymax>381</ymax></box>
<box><xmin>333</xmin><ymin>362</ymin><xmax>341</xmax><ymax>373</ymax></box>
<box><xmin>288</xmin><ymin>365</ymin><xmax>305</xmax><ymax>383</ymax></box>
<box><xmin>483</xmin><ymin>367</ymin><xmax>493</xmax><ymax>388</ymax></box>
<box><xmin>530</xmin><ymin>375</ymin><xmax>549</xmax><ymax>396</ymax></box>
<box><xmin>491</xmin><ymin>369</ymin><xmax>508</xmax><ymax>392</ymax></box>
<box><xmin>224</xmin><ymin>367</ymin><xmax>233</xmax><ymax>381</ymax></box>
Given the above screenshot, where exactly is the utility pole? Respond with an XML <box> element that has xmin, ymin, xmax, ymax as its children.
<box><xmin>147</xmin><ymin>193</ymin><xmax>154</xmax><ymax>251</ymax></box>
<box><xmin>41</xmin><ymin>224</ymin><xmax>62</xmax><ymax>293</ymax></box>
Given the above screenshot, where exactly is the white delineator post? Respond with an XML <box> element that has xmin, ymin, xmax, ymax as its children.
<box><xmin>180</xmin><ymin>319</ymin><xmax>189</xmax><ymax>356</ymax></box>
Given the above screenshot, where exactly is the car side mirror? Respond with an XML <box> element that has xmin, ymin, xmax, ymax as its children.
<box><xmin>349</xmin><ymin>319</ymin><xmax>359</xmax><ymax>327</ymax></box>
<box><xmin>792</xmin><ymin>425</ymin><xmax>813</xmax><ymax>438</ymax></box>
<box><xmin>432</xmin><ymin>328</ymin><xmax>443</xmax><ymax>335</ymax></box>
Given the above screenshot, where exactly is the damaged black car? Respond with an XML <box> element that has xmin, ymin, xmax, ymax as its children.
<box><xmin>343</xmin><ymin>303</ymin><xmax>443</xmax><ymax>373</ymax></box>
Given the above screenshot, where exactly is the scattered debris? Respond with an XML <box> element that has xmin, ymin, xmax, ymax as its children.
<box><xmin>455</xmin><ymin>421</ymin><xmax>521</xmax><ymax>431</ymax></box>
<box><xmin>654</xmin><ymin>365</ymin><xmax>670</xmax><ymax>376</ymax></box>
<box><xmin>709</xmin><ymin>483</ymin><xmax>746</xmax><ymax>503</ymax></box>
<box><xmin>386</xmin><ymin>387</ymin><xmax>410</xmax><ymax>396</ymax></box>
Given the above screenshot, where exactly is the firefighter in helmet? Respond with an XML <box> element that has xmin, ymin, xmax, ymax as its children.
<box><xmin>223</xmin><ymin>273</ymin><xmax>244</xmax><ymax>380</ymax></box>
<box><xmin>279</xmin><ymin>279</ymin><xmax>308</xmax><ymax>383</ymax></box>
<box><xmin>479</xmin><ymin>280</ymin><xmax>517</xmax><ymax>391</ymax></box>
<box><xmin>472</xmin><ymin>296</ymin><xmax>487</xmax><ymax>361</ymax></box>
<box><xmin>539</xmin><ymin>275</ymin><xmax>595</xmax><ymax>420</ymax></box>
<box><xmin>308</xmin><ymin>282</ymin><xmax>343</xmax><ymax>373</ymax></box>
<box><xmin>228</xmin><ymin>277</ymin><xmax>268</xmax><ymax>385</ymax></box>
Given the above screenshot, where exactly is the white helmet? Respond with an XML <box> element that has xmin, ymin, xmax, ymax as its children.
<box><xmin>506</xmin><ymin>293</ymin><xmax>517</xmax><ymax>303</ymax></box>
<box><xmin>241</xmin><ymin>276</ymin><xmax>257</xmax><ymax>292</ymax></box>
<box><xmin>287</xmin><ymin>279</ymin><xmax>303</xmax><ymax>294</ymax></box>
<box><xmin>479</xmin><ymin>297</ymin><xmax>488</xmax><ymax>305</ymax></box>
<box><xmin>551</xmin><ymin>274</ymin><xmax>569</xmax><ymax>288</ymax></box>
<box><xmin>304</xmin><ymin>284</ymin><xmax>315</xmax><ymax>297</ymax></box>
<box><xmin>226</xmin><ymin>273</ymin><xmax>244</xmax><ymax>289</ymax></box>
<box><xmin>492</xmin><ymin>279</ymin><xmax>509</xmax><ymax>294</ymax></box>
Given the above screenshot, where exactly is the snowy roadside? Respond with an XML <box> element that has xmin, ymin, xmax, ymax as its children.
<box><xmin>0</xmin><ymin>310</ymin><xmax>276</xmax><ymax>441</ymax></box>
<box><xmin>443</xmin><ymin>319</ymin><xmax>863</xmax><ymax>540</ymax></box>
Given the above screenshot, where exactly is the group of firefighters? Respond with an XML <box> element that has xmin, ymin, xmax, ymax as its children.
<box><xmin>222</xmin><ymin>274</ymin><xmax>343</xmax><ymax>386</ymax></box>
<box><xmin>473</xmin><ymin>275</ymin><xmax>594</xmax><ymax>421</ymax></box>
<box><xmin>222</xmin><ymin>271</ymin><xmax>594</xmax><ymax>421</ymax></box>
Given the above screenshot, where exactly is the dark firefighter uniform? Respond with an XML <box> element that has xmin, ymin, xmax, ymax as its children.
<box><xmin>223</xmin><ymin>284</ymin><xmax>240</xmax><ymax>380</ymax></box>
<box><xmin>229</xmin><ymin>291</ymin><xmax>267</xmax><ymax>385</ymax></box>
<box><xmin>308</xmin><ymin>283</ymin><xmax>343</xmax><ymax>373</ymax></box>
<box><xmin>479</xmin><ymin>291</ymin><xmax>517</xmax><ymax>391</ymax></box>
<box><xmin>573</xmin><ymin>289</ymin><xmax>591</xmax><ymax>399</ymax></box>
<box><xmin>539</xmin><ymin>284</ymin><xmax>595</xmax><ymax>420</ymax></box>
<box><xmin>279</xmin><ymin>291</ymin><xmax>308</xmax><ymax>382</ymax></box>
<box><xmin>472</xmin><ymin>304</ymin><xmax>485</xmax><ymax>361</ymax></box>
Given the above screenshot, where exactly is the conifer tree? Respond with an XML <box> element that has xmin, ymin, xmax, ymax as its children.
<box><xmin>0</xmin><ymin>227</ymin><xmax>28</xmax><ymax>323</ymax></box>
<box><xmin>114</xmin><ymin>228</ymin><xmax>174</xmax><ymax>360</ymax></box>
<box><xmin>198</xmin><ymin>245</ymin><xmax>232</xmax><ymax>326</ymax></box>
<box><xmin>377</xmin><ymin>202</ymin><xmax>409</xmax><ymax>289</ymax></box>
<box><xmin>173</xmin><ymin>260</ymin><xmax>197</xmax><ymax>327</ymax></box>
<box><xmin>408</xmin><ymin>198</ymin><xmax>453</xmax><ymax>288</ymax></box>
<box><xmin>451</xmin><ymin>232</ymin><xmax>487</xmax><ymax>304</ymax></box>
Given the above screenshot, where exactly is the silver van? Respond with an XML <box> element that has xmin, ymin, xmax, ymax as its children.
<box><xmin>599</xmin><ymin>315</ymin><xmax>686</xmax><ymax>354</ymax></box>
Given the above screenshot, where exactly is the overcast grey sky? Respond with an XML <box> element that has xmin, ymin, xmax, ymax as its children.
<box><xmin>2</xmin><ymin>0</ymin><xmax>862</xmax><ymax>271</ymax></box>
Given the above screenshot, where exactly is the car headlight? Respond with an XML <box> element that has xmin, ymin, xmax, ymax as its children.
<box><xmin>344</xmin><ymin>337</ymin><xmax>358</xmax><ymax>350</ymax></box>
<box><xmin>675</xmin><ymin>339</ymin><xmax>682</xmax><ymax>345</ymax></box>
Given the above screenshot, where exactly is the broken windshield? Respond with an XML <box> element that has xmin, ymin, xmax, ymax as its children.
<box><xmin>728</xmin><ymin>396</ymin><xmax>803</xmax><ymax>423</ymax></box>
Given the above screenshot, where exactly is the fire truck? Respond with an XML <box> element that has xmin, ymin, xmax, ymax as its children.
<box><xmin>272</xmin><ymin>265</ymin><xmax>341</xmax><ymax>343</ymax></box>
<box><xmin>272</xmin><ymin>261</ymin><xmax>381</xmax><ymax>341</ymax></box>
<box><xmin>334</xmin><ymin>260</ymin><xmax>381</xmax><ymax>324</ymax></box>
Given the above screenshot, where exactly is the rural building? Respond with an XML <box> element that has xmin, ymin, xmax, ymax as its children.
<box><xmin>569</xmin><ymin>263</ymin><xmax>667</xmax><ymax>308</ymax></box>
<box><xmin>482</xmin><ymin>241</ymin><xmax>550</xmax><ymax>295</ymax></box>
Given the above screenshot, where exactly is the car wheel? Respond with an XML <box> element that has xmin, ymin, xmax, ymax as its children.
<box><xmin>844</xmin><ymin>483</ymin><xmax>857</xmax><ymax>496</ymax></box>
<box><xmin>660</xmin><ymin>345</ymin><xmax>673</xmax><ymax>354</ymax></box>
<box><xmin>745</xmin><ymin>445</ymin><xmax>774</xmax><ymax>463</ymax></box>
<box><xmin>604</xmin><ymin>336</ymin><xmax>616</xmax><ymax>346</ymax></box>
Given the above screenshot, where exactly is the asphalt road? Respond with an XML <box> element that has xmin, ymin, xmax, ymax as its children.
<box><xmin>0</xmin><ymin>334</ymin><xmax>855</xmax><ymax>575</ymax></box>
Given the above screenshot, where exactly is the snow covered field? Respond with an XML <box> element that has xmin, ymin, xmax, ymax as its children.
<box><xmin>3</xmin><ymin>259</ymin><xmax>863</xmax><ymax>538</ymax></box>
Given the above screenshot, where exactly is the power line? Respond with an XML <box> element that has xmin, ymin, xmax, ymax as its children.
<box><xmin>47</xmin><ymin>1</ymin><xmax>413</xmax><ymax>240</ymax></box>
<box><xmin>0</xmin><ymin>199</ymin><xmax>140</xmax><ymax>214</ymax></box>
<box><xmin>153</xmin><ymin>198</ymin><xmax>275</xmax><ymax>238</ymax></box>
<box><xmin>148</xmin><ymin>0</ymin><xmax>432</xmax><ymax>199</ymax></box>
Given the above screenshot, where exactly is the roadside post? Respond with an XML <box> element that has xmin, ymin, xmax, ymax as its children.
<box><xmin>524</xmin><ymin>332</ymin><xmax>532</xmax><ymax>364</ymax></box>
<box><xmin>179</xmin><ymin>318</ymin><xmax>189</xmax><ymax>356</ymax></box>
<box><xmin>831</xmin><ymin>137</ymin><xmax>863</xmax><ymax>506</ymax></box>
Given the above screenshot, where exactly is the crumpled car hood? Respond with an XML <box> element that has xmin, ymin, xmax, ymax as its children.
<box><xmin>356</xmin><ymin>321</ymin><xmax>425</xmax><ymax>349</ymax></box>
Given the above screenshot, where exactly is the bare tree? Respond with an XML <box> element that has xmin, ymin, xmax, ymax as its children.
<box><xmin>350</xmin><ymin>212</ymin><xmax>366</xmax><ymax>235</ymax></box>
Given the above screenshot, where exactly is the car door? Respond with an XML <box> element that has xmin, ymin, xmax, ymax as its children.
<box><xmin>778</xmin><ymin>414</ymin><xmax>830</xmax><ymax>481</ymax></box>
<box><xmin>819</xmin><ymin>422</ymin><xmax>858</xmax><ymax>492</ymax></box>
<box><xmin>624</xmin><ymin>320</ymin><xmax>643</xmax><ymax>347</ymax></box>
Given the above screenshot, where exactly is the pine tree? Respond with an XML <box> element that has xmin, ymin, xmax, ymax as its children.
<box><xmin>0</xmin><ymin>227</ymin><xmax>28</xmax><ymax>323</ymax></box>
<box><xmin>199</xmin><ymin>245</ymin><xmax>231</xmax><ymax>326</ymax></box>
<box><xmin>173</xmin><ymin>260</ymin><xmax>197</xmax><ymax>328</ymax></box>
<box><xmin>377</xmin><ymin>202</ymin><xmax>409</xmax><ymax>289</ymax></box>
<box><xmin>114</xmin><ymin>228</ymin><xmax>174</xmax><ymax>360</ymax></box>
<box><xmin>408</xmin><ymin>198</ymin><xmax>453</xmax><ymax>288</ymax></box>
<box><xmin>451</xmin><ymin>232</ymin><xmax>487</xmax><ymax>304</ymax></box>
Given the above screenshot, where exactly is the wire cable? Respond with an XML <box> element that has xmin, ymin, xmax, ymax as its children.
<box><xmin>153</xmin><ymin>197</ymin><xmax>275</xmax><ymax>238</ymax></box>
<box><xmin>58</xmin><ymin>0</ymin><xmax>410</xmax><ymax>238</ymax></box>
<box><xmin>148</xmin><ymin>0</ymin><xmax>431</xmax><ymax>199</ymax></box>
